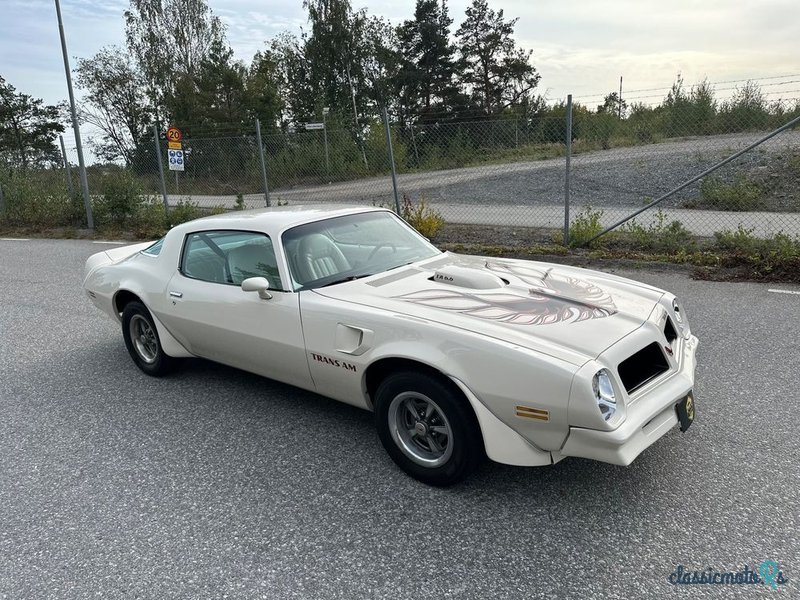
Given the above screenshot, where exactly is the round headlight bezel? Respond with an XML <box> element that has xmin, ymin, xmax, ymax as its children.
<box><xmin>592</xmin><ymin>368</ymin><xmax>617</xmax><ymax>421</ymax></box>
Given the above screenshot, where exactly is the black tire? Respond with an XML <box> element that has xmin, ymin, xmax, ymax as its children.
<box><xmin>375</xmin><ymin>371</ymin><xmax>483</xmax><ymax>486</ymax></box>
<box><xmin>121</xmin><ymin>301</ymin><xmax>175</xmax><ymax>377</ymax></box>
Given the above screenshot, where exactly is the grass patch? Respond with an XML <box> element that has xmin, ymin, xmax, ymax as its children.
<box><xmin>688</xmin><ymin>175</ymin><xmax>764</xmax><ymax>211</ymax></box>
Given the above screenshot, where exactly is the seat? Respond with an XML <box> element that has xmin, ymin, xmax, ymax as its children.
<box><xmin>227</xmin><ymin>243</ymin><xmax>279</xmax><ymax>288</ymax></box>
<box><xmin>296</xmin><ymin>234</ymin><xmax>350</xmax><ymax>283</ymax></box>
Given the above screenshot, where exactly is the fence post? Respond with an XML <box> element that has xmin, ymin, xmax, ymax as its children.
<box><xmin>382</xmin><ymin>107</ymin><xmax>401</xmax><ymax>214</ymax></box>
<box><xmin>255</xmin><ymin>119</ymin><xmax>271</xmax><ymax>207</ymax></box>
<box><xmin>55</xmin><ymin>0</ymin><xmax>93</xmax><ymax>229</ymax></box>
<box><xmin>153</xmin><ymin>124</ymin><xmax>169</xmax><ymax>213</ymax></box>
<box><xmin>59</xmin><ymin>135</ymin><xmax>74</xmax><ymax>197</ymax></box>
<box><xmin>0</xmin><ymin>182</ymin><xmax>4</xmax><ymax>214</ymax></box>
<box><xmin>322</xmin><ymin>109</ymin><xmax>330</xmax><ymax>175</ymax></box>
<box><xmin>409</xmin><ymin>122</ymin><xmax>420</xmax><ymax>166</ymax></box>
<box><xmin>563</xmin><ymin>94</ymin><xmax>573</xmax><ymax>246</ymax></box>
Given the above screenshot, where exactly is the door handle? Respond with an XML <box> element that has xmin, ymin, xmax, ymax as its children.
<box><xmin>169</xmin><ymin>291</ymin><xmax>183</xmax><ymax>298</ymax></box>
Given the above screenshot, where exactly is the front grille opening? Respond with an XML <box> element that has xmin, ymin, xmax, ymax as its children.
<box><xmin>664</xmin><ymin>317</ymin><xmax>678</xmax><ymax>345</ymax></box>
<box><xmin>618</xmin><ymin>342</ymin><xmax>669</xmax><ymax>394</ymax></box>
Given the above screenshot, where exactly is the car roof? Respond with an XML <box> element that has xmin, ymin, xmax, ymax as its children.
<box><xmin>169</xmin><ymin>204</ymin><xmax>389</xmax><ymax>237</ymax></box>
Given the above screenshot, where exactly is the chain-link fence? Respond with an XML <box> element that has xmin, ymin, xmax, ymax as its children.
<box><xmin>3</xmin><ymin>96</ymin><xmax>799</xmax><ymax>242</ymax></box>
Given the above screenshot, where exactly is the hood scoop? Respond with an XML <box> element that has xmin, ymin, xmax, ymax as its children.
<box><xmin>432</xmin><ymin>265</ymin><xmax>506</xmax><ymax>290</ymax></box>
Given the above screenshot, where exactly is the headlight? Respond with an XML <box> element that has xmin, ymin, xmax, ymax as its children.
<box><xmin>672</xmin><ymin>298</ymin><xmax>690</xmax><ymax>337</ymax></box>
<box><xmin>592</xmin><ymin>369</ymin><xmax>617</xmax><ymax>421</ymax></box>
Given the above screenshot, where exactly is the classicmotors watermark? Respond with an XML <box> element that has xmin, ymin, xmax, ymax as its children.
<box><xmin>668</xmin><ymin>560</ymin><xmax>789</xmax><ymax>589</ymax></box>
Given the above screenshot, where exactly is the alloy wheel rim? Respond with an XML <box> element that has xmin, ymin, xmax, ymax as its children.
<box><xmin>388</xmin><ymin>392</ymin><xmax>453</xmax><ymax>467</ymax></box>
<box><xmin>130</xmin><ymin>314</ymin><xmax>158</xmax><ymax>364</ymax></box>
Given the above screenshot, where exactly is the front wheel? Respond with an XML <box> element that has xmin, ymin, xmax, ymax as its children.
<box><xmin>121</xmin><ymin>301</ymin><xmax>175</xmax><ymax>376</ymax></box>
<box><xmin>375</xmin><ymin>372</ymin><xmax>483</xmax><ymax>486</ymax></box>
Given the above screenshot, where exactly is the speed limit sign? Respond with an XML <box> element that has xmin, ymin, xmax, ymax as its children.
<box><xmin>166</xmin><ymin>126</ymin><xmax>182</xmax><ymax>142</ymax></box>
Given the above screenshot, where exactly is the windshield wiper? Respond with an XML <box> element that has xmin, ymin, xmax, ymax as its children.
<box><xmin>319</xmin><ymin>273</ymin><xmax>376</xmax><ymax>288</ymax></box>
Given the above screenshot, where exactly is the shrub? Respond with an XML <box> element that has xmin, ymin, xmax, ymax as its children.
<box><xmin>620</xmin><ymin>210</ymin><xmax>695</xmax><ymax>253</ymax></box>
<box><xmin>129</xmin><ymin>201</ymin><xmax>167</xmax><ymax>239</ymax></box>
<box><xmin>699</xmin><ymin>176</ymin><xmax>763</xmax><ymax>211</ymax></box>
<box><xmin>167</xmin><ymin>200</ymin><xmax>203</xmax><ymax>227</ymax></box>
<box><xmin>401</xmin><ymin>193</ymin><xmax>444</xmax><ymax>239</ymax></box>
<box><xmin>0</xmin><ymin>171</ymin><xmax>82</xmax><ymax>228</ymax></box>
<box><xmin>568</xmin><ymin>207</ymin><xmax>604</xmax><ymax>247</ymax></box>
<box><xmin>95</xmin><ymin>170</ymin><xmax>144</xmax><ymax>226</ymax></box>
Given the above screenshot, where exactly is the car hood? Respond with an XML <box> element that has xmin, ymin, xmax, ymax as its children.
<box><xmin>313</xmin><ymin>253</ymin><xmax>665</xmax><ymax>366</ymax></box>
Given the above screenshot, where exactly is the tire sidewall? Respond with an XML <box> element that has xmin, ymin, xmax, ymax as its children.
<box><xmin>375</xmin><ymin>372</ymin><xmax>482</xmax><ymax>486</ymax></box>
<box><xmin>122</xmin><ymin>301</ymin><xmax>172</xmax><ymax>376</ymax></box>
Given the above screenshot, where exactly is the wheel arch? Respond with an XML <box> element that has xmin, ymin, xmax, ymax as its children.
<box><xmin>113</xmin><ymin>289</ymin><xmax>142</xmax><ymax>320</ymax></box>
<box><xmin>363</xmin><ymin>356</ymin><xmax>485</xmax><ymax>443</ymax></box>
<box><xmin>364</xmin><ymin>355</ymin><xmax>554</xmax><ymax>468</ymax></box>
<box><xmin>364</xmin><ymin>357</ymin><xmax>457</xmax><ymax>410</ymax></box>
<box><xmin>114</xmin><ymin>289</ymin><xmax>193</xmax><ymax>359</ymax></box>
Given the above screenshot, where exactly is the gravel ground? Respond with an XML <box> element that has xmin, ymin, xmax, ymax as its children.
<box><xmin>174</xmin><ymin>130</ymin><xmax>800</xmax><ymax>236</ymax></box>
<box><xmin>1</xmin><ymin>238</ymin><xmax>798</xmax><ymax>599</ymax></box>
<box><xmin>189</xmin><ymin>130</ymin><xmax>800</xmax><ymax>212</ymax></box>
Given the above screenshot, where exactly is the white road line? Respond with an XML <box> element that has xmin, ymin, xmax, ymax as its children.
<box><xmin>92</xmin><ymin>241</ymin><xmax>126</xmax><ymax>245</ymax></box>
<box><xmin>768</xmin><ymin>289</ymin><xmax>800</xmax><ymax>296</ymax></box>
<box><xmin>0</xmin><ymin>238</ymin><xmax>30</xmax><ymax>241</ymax></box>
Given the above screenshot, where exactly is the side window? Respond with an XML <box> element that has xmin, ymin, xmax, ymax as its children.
<box><xmin>141</xmin><ymin>237</ymin><xmax>164</xmax><ymax>256</ymax></box>
<box><xmin>181</xmin><ymin>231</ymin><xmax>281</xmax><ymax>289</ymax></box>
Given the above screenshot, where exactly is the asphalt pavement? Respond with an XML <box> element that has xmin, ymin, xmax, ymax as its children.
<box><xmin>1</xmin><ymin>238</ymin><xmax>798</xmax><ymax>599</ymax></box>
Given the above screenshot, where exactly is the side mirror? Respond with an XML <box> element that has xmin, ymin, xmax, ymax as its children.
<box><xmin>241</xmin><ymin>276</ymin><xmax>272</xmax><ymax>300</ymax></box>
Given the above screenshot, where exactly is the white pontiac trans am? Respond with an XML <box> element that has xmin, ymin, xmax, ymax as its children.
<box><xmin>84</xmin><ymin>205</ymin><xmax>698</xmax><ymax>485</ymax></box>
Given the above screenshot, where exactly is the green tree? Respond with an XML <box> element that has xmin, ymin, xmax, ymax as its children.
<box><xmin>246</xmin><ymin>49</ymin><xmax>285</xmax><ymax>129</ymax></box>
<box><xmin>396</xmin><ymin>0</ymin><xmax>459</xmax><ymax>119</ymax></box>
<box><xmin>597</xmin><ymin>92</ymin><xmax>627</xmax><ymax>118</ymax></box>
<box><xmin>75</xmin><ymin>46</ymin><xmax>152</xmax><ymax>164</ymax></box>
<box><xmin>0</xmin><ymin>76</ymin><xmax>65</xmax><ymax>170</ymax></box>
<box><xmin>124</xmin><ymin>0</ymin><xmax>226</xmax><ymax>122</ymax></box>
<box><xmin>301</xmin><ymin>0</ymin><xmax>364</xmax><ymax>121</ymax></box>
<box><xmin>455</xmin><ymin>0</ymin><xmax>540</xmax><ymax>116</ymax></box>
<box><xmin>194</xmin><ymin>40</ymin><xmax>249</xmax><ymax>130</ymax></box>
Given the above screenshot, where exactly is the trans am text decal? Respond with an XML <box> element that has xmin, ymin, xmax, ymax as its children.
<box><xmin>396</xmin><ymin>263</ymin><xmax>617</xmax><ymax>326</ymax></box>
<box><xmin>310</xmin><ymin>352</ymin><xmax>358</xmax><ymax>372</ymax></box>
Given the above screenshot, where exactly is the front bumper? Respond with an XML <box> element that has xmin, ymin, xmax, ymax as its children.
<box><xmin>556</xmin><ymin>333</ymin><xmax>699</xmax><ymax>465</ymax></box>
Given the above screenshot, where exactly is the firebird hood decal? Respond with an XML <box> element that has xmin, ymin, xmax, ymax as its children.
<box><xmin>396</xmin><ymin>288</ymin><xmax>615</xmax><ymax>326</ymax></box>
<box><xmin>394</xmin><ymin>261</ymin><xmax>617</xmax><ymax>327</ymax></box>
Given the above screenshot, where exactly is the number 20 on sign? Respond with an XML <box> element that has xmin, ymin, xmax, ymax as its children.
<box><xmin>166</xmin><ymin>126</ymin><xmax>182</xmax><ymax>142</ymax></box>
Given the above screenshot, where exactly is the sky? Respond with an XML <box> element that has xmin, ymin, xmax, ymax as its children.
<box><xmin>2</xmin><ymin>0</ymin><xmax>799</xmax><ymax>147</ymax></box>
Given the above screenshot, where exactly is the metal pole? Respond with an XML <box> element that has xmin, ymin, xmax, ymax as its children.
<box><xmin>153</xmin><ymin>124</ymin><xmax>169</xmax><ymax>213</ymax></box>
<box><xmin>382</xmin><ymin>107</ymin><xmax>401</xmax><ymax>214</ymax></box>
<box><xmin>584</xmin><ymin>112</ymin><xmax>800</xmax><ymax>246</ymax></box>
<box><xmin>255</xmin><ymin>119</ymin><xmax>271</xmax><ymax>207</ymax></box>
<box><xmin>0</xmin><ymin>182</ymin><xmax>4</xmax><ymax>214</ymax></box>
<box><xmin>619</xmin><ymin>76</ymin><xmax>623</xmax><ymax>119</ymax></box>
<box><xmin>54</xmin><ymin>0</ymin><xmax>93</xmax><ymax>228</ymax></box>
<box><xmin>322</xmin><ymin>111</ymin><xmax>330</xmax><ymax>174</ymax></box>
<box><xmin>563</xmin><ymin>94</ymin><xmax>573</xmax><ymax>246</ymax></box>
<box><xmin>409</xmin><ymin>122</ymin><xmax>420</xmax><ymax>166</ymax></box>
<box><xmin>346</xmin><ymin>61</ymin><xmax>368</xmax><ymax>168</ymax></box>
<box><xmin>59</xmin><ymin>135</ymin><xmax>74</xmax><ymax>197</ymax></box>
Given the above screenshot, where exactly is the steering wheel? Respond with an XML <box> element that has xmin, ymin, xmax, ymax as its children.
<box><xmin>366</xmin><ymin>242</ymin><xmax>397</xmax><ymax>262</ymax></box>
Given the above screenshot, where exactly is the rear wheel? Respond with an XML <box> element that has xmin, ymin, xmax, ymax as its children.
<box><xmin>375</xmin><ymin>371</ymin><xmax>482</xmax><ymax>486</ymax></box>
<box><xmin>121</xmin><ymin>301</ymin><xmax>175</xmax><ymax>376</ymax></box>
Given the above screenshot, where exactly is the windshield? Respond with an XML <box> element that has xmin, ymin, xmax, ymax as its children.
<box><xmin>282</xmin><ymin>211</ymin><xmax>441</xmax><ymax>290</ymax></box>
